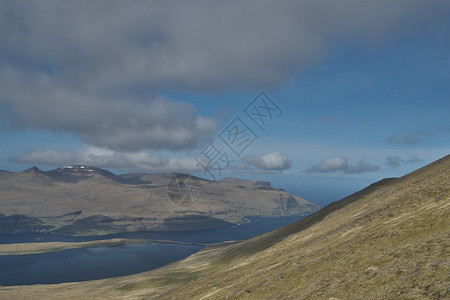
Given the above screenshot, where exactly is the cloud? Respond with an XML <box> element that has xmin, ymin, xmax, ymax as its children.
<box><xmin>0</xmin><ymin>67</ymin><xmax>216</xmax><ymax>151</ymax></box>
<box><xmin>1</xmin><ymin>1</ymin><xmax>448</xmax><ymax>90</ymax></box>
<box><xmin>385</xmin><ymin>155</ymin><xmax>424</xmax><ymax>168</ymax></box>
<box><xmin>1</xmin><ymin>1</ymin><xmax>449</xmax><ymax>152</ymax></box>
<box><xmin>344</xmin><ymin>160</ymin><xmax>380</xmax><ymax>174</ymax></box>
<box><xmin>306</xmin><ymin>156</ymin><xmax>349</xmax><ymax>173</ymax></box>
<box><xmin>11</xmin><ymin>147</ymin><xmax>294</xmax><ymax>174</ymax></box>
<box><xmin>306</xmin><ymin>156</ymin><xmax>379</xmax><ymax>174</ymax></box>
<box><xmin>9</xmin><ymin>145</ymin><xmax>203</xmax><ymax>173</ymax></box>
<box><xmin>387</xmin><ymin>130</ymin><xmax>432</xmax><ymax>145</ymax></box>
<box><xmin>385</xmin><ymin>156</ymin><xmax>403</xmax><ymax>168</ymax></box>
<box><xmin>407</xmin><ymin>156</ymin><xmax>423</xmax><ymax>164</ymax></box>
<box><xmin>242</xmin><ymin>151</ymin><xmax>292</xmax><ymax>171</ymax></box>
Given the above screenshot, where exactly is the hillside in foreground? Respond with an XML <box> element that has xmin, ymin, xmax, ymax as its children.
<box><xmin>160</xmin><ymin>155</ymin><xmax>450</xmax><ymax>299</ymax></box>
<box><xmin>0</xmin><ymin>155</ymin><xmax>448</xmax><ymax>299</ymax></box>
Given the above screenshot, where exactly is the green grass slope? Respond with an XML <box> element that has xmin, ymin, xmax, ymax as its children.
<box><xmin>160</xmin><ymin>155</ymin><xmax>450</xmax><ymax>299</ymax></box>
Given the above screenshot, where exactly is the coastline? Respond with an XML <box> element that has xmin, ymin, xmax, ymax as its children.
<box><xmin>0</xmin><ymin>238</ymin><xmax>207</xmax><ymax>255</ymax></box>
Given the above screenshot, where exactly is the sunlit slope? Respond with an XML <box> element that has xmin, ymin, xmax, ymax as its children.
<box><xmin>161</xmin><ymin>155</ymin><xmax>450</xmax><ymax>299</ymax></box>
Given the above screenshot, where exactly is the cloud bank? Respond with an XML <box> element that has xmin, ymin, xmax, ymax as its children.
<box><xmin>1</xmin><ymin>1</ymin><xmax>449</xmax><ymax>169</ymax></box>
<box><xmin>10</xmin><ymin>145</ymin><xmax>202</xmax><ymax>173</ymax></box>
<box><xmin>0</xmin><ymin>0</ymin><xmax>450</xmax><ymax>173</ymax></box>
<box><xmin>2</xmin><ymin>1</ymin><xmax>448</xmax><ymax>90</ymax></box>
<box><xmin>11</xmin><ymin>147</ymin><xmax>293</xmax><ymax>174</ymax></box>
<box><xmin>306</xmin><ymin>156</ymin><xmax>379</xmax><ymax>174</ymax></box>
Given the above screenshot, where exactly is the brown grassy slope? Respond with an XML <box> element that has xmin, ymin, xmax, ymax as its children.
<box><xmin>161</xmin><ymin>155</ymin><xmax>450</xmax><ymax>299</ymax></box>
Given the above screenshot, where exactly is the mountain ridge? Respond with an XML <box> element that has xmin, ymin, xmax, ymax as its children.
<box><xmin>0</xmin><ymin>165</ymin><xmax>319</xmax><ymax>235</ymax></box>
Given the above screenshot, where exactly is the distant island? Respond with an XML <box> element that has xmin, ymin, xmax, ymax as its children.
<box><xmin>0</xmin><ymin>165</ymin><xmax>319</xmax><ymax>235</ymax></box>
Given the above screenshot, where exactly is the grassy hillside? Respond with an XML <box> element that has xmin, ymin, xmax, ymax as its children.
<box><xmin>1</xmin><ymin>155</ymin><xmax>448</xmax><ymax>299</ymax></box>
<box><xmin>160</xmin><ymin>154</ymin><xmax>450</xmax><ymax>299</ymax></box>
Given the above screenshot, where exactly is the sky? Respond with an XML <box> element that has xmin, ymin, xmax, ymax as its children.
<box><xmin>1</xmin><ymin>1</ymin><xmax>449</xmax><ymax>207</ymax></box>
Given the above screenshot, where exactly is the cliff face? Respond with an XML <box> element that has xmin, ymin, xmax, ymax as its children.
<box><xmin>0</xmin><ymin>166</ymin><xmax>319</xmax><ymax>235</ymax></box>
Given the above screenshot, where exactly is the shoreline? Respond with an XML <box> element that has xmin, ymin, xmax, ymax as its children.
<box><xmin>0</xmin><ymin>238</ymin><xmax>210</xmax><ymax>256</ymax></box>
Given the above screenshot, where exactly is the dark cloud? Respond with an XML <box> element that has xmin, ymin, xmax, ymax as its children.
<box><xmin>243</xmin><ymin>152</ymin><xmax>292</xmax><ymax>171</ymax></box>
<box><xmin>385</xmin><ymin>155</ymin><xmax>424</xmax><ymax>169</ymax></box>
<box><xmin>1</xmin><ymin>1</ymin><xmax>448</xmax><ymax>90</ymax></box>
<box><xmin>0</xmin><ymin>67</ymin><xmax>216</xmax><ymax>151</ymax></box>
<box><xmin>306</xmin><ymin>156</ymin><xmax>379</xmax><ymax>174</ymax></box>
<box><xmin>387</xmin><ymin>130</ymin><xmax>432</xmax><ymax>145</ymax></box>
<box><xmin>1</xmin><ymin>1</ymin><xmax>449</xmax><ymax>152</ymax></box>
<box><xmin>0</xmin><ymin>0</ymin><xmax>450</xmax><ymax>89</ymax></box>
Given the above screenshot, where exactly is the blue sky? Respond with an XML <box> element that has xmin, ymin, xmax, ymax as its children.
<box><xmin>1</xmin><ymin>1</ymin><xmax>449</xmax><ymax>206</ymax></box>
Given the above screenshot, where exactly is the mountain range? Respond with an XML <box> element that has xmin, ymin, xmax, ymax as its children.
<box><xmin>0</xmin><ymin>165</ymin><xmax>319</xmax><ymax>235</ymax></box>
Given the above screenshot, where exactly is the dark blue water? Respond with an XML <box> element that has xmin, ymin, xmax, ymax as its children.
<box><xmin>0</xmin><ymin>243</ymin><xmax>201</xmax><ymax>286</ymax></box>
<box><xmin>0</xmin><ymin>215</ymin><xmax>308</xmax><ymax>245</ymax></box>
<box><xmin>0</xmin><ymin>215</ymin><xmax>308</xmax><ymax>286</ymax></box>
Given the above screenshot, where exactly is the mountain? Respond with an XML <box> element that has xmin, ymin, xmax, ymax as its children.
<box><xmin>0</xmin><ymin>155</ymin><xmax>448</xmax><ymax>299</ymax></box>
<box><xmin>0</xmin><ymin>165</ymin><xmax>318</xmax><ymax>235</ymax></box>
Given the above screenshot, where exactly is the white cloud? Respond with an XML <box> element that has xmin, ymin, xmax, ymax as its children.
<box><xmin>306</xmin><ymin>156</ymin><xmax>349</xmax><ymax>173</ymax></box>
<box><xmin>10</xmin><ymin>145</ymin><xmax>203</xmax><ymax>173</ymax></box>
<box><xmin>242</xmin><ymin>151</ymin><xmax>292</xmax><ymax>171</ymax></box>
<box><xmin>306</xmin><ymin>156</ymin><xmax>379</xmax><ymax>174</ymax></box>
